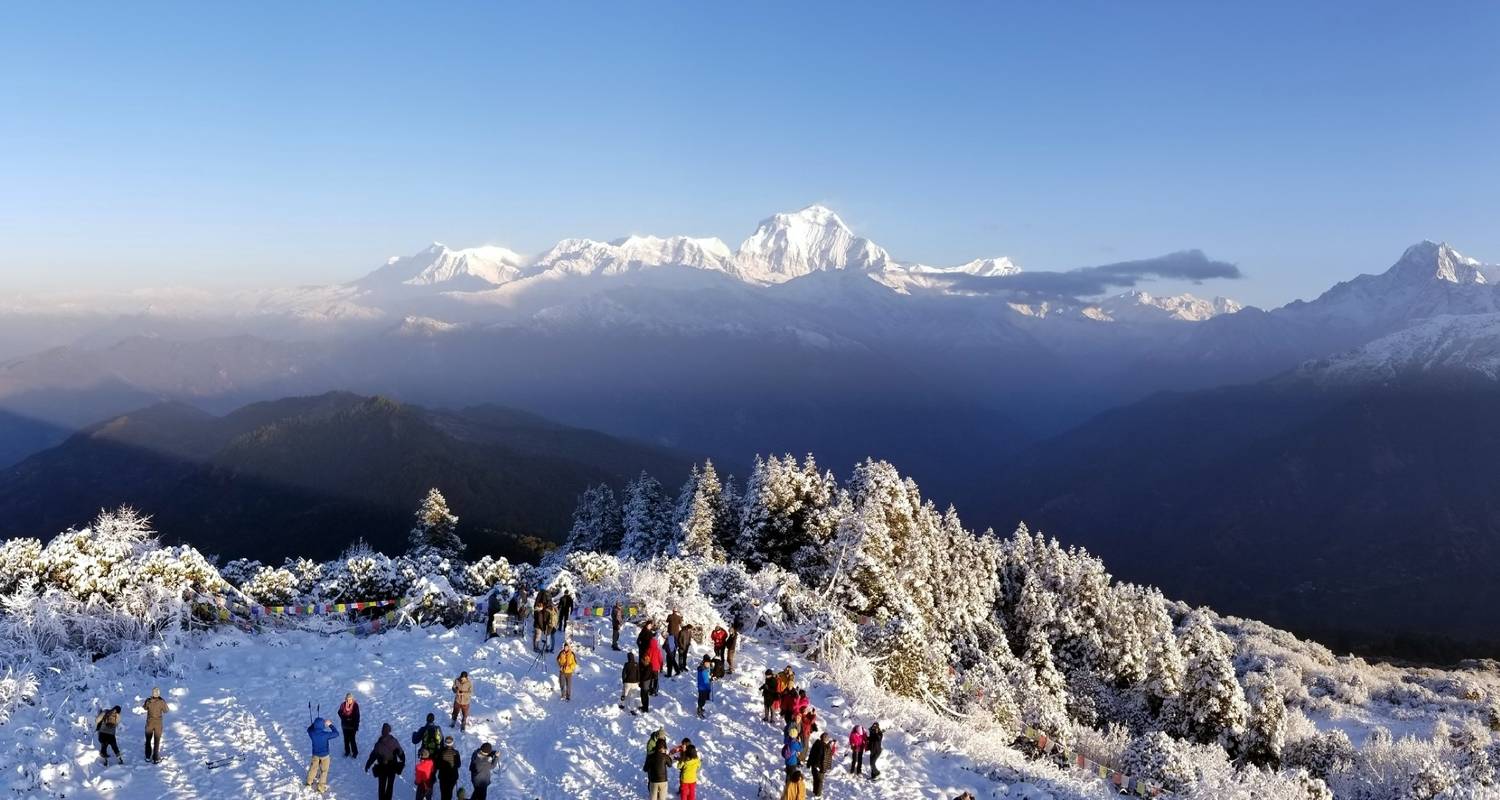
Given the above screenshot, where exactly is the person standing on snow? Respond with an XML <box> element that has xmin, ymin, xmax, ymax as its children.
<box><xmin>365</xmin><ymin>722</ymin><xmax>407</xmax><ymax>800</ymax></box>
<box><xmin>866</xmin><ymin>721</ymin><xmax>884</xmax><ymax>780</ymax></box>
<box><xmin>142</xmin><ymin>687</ymin><xmax>168</xmax><ymax>763</ymax></box>
<box><xmin>412</xmin><ymin>748</ymin><xmax>436</xmax><ymax>800</ymax></box>
<box><xmin>611</xmin><ymin>601</ymin><xmax>625</xmax><ymax>651</ymax></box>
<box><xmin>643</xmin><ymin>738</ymin><xmax>670</xmax><ymax>800</ymax></box>
<box><xmin>725</xmin><ymin>622</ymin><xmax>740</xmax><ymax>674</ymax></box>
<box><xmin>710</xmin><ymin>625</ymin><xmax>728</xmax><ymax>659</ymax></box>
<box><xmin>694</xmin><ymin>656</ymin><xmax>713</xmax><ymax>719</ymax></box>
<box><xmin>435</xmin><ymin>735</ymin><xmax>462</xmax><ymax>800</ymax></box>
<box><xmin>673</xmin><ymin>738</ymin><xmax>701</xmax><ymax>800</ymax></box>
<box><xmin>451</xmin><ymin>672</ymin><xmax>474</xmax><ymax>730</ymax></box>
<box><xmin>799</xmin><ymin>708</ymin><xmax>819</xmax><ymax>757</ymax></box>
<box><xmin>675</xmin><ymin>623</ymin><xmax>694</xmax><ymax>675</ymax></box>
<box><xmin>556</xmin><ymin>642</ymin><xmax>578</xmax><ymax>701</ymax></box>
<box><xmin>506</xmin><ymin>591</ymin><xmax>522</xmax><ymax>636</ymax></box>
<box><xmin>781</xmin><ymin>768</ymin><xmax>808</xmax><ymax>800</ymax></box>
<box><xmin>413</xmin><ymin>713</ymin><xmax>444</xmax><ymax>759</ymax></box>
<box><xmin>848</xmin><ymin>724</ymin><xmax>866</xmax><ymax>776</ymax></box>
<box><xmin>557</xmin><ymin>590</ymin><xmax>574</xmax><ymax>638</ymax></box>
<box><xmin>760</xmin><ymin>669</ymin><xmax>779</xmax><ymax>722</ymax></box>
<box><xmin>305</xmin><ymin>716</ymin><xmax>340</xmax><ymax>793</ymax></box>
<box><xmin>662</xmin><ymin>625</ymin><xmax>679</xmax><ymax>678</ymax></box>
<box><xmin>95</xmin><ymin>704</ymin><xmax>122</xmax><ymax>765</ymax></box>
<box><xmin>546</xmin><ymin>600</ymin><xmax>560</xmax><ymax>653</ymax></box>
<box><xmin>808</xmin><ymin>732</ymin><xmax>836</xmax><ymax>796</ymax></box>
<box><xmin>620</xmin><ymin>652</ymin><xmax>642</xmax><ymax>711</ymax></box>
<box><xmin>666</xmin><ymin>608</ymin><xmax>682</xmax><ymax>641</ymax></box>
<box><xmin>338</xmin><ymin>693</ymin><xmax>361</xmax><ymax>757</ymax></box>
<box><xmin>532</xmin><ymin>593</ymin><xmax>548</xmax><ymax>653</ymax></box>
<box><xmin>644</xmin><ymin>633</ymin><xmax>665</xmax><ymax>700</ymax></box>
<box><xmin>469</xmin><ymin>742</ymin><xmax>499</xmax><ymax>800</ymax></box>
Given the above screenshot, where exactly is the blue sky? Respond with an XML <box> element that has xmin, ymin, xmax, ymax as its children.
<box><xmin>1</xmin><ymin>2</ymin><xmax>1496</xmax><ymax>307</ymax></box>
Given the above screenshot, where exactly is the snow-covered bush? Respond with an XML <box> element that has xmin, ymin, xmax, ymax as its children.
<box><xmin>0</xmin><ymin>667</ymin><xmax>38</xmax><ymax>725</ymax></box>
<box><xmin>283</xmin><ymin>557</ymin><xmax>324</xmax><ymax>594</ymax></box>
<box><xmin>1121</xmin><ymin>730</ymin><xmax>1197</xmax><ymax>792</ymax></box>
<box><xmin>562</xmin><ymin>551</ymin><xmax>621</xmax><ymax>586</ymax></box>
<box><xmin>1284</xmin><ymin>729</ymin><xmax>1355</xmax><ymax>779</ymax></box>
<box><xmin>219</xmin><ymin>558</ymin><xmax>263</xmax><ymax>588</ymax></box>
<box><xmin>242</xmin><ymin>566</ymin><xmax>298</xmax><ymax>605</ymax></box>
<box><xmin>460</xmin><ymin>554</ymin><xmax>516</xmax><ymax>594</ymax></box>
<box><xmin>0</xmin><ymin>537</ymin><xmax>43</xmax><ymax>595</ymax></box>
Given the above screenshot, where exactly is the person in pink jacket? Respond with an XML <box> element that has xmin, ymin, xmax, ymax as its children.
<box><xmin>848</xmin><ymin>725</ymin><xmax>867</xmax><ymax>776</ymax></box>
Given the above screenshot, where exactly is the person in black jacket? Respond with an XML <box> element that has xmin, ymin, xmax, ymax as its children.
<box><xmin>485</xmin><ymin>587</ymin><xmax>502</xmax><ymax>640</ymax></box>
<box><xmin>760</xmin><ymin>669</ymin><xmax>779</xmax><ymax>722</ymax></box>
<box><xmin>556</xmin><ymin>591</ymin><xmax>574</xmax><ymax>638</ymax></box>
<box><xmin>506</xmin><ymin>591</ymin><xmax>522</xmax><ymax>636</ymax></box>
<box><xmin>337</xmin><ymin>693</ymin><xmax>360</xmax><ymax>757</ymax></box>
<box><xmin>611</xmin><ymin>601</ymin><xmax>625</xmax><ymax>650</ymax></box>
<box><xmin>364</xmin><ymin>722</ymin><xmax>406</xmax><ymax>800</ymax></box>
<box><xmin>620</xmin><ymin>652</ymin><xmax>642</xmax><ymax>712</ymax></box>
<box><xmin>435</xmin><ymin>735</ymin><xmax>462</xmax><ymax>800</ymax></box>
<box><xmin>643</xmin><ymin>739</ymin><xmax>671</xmax><ymax>800</ymax></box>
<box><xmin>866</xmin><ymin>722</ymin><xmax>884</xmax><ymax>780</ymax></box>
<box><xmin>808</xmin><ymin>732</ymin><xmax>835</xmax><ymax>796</ymax></box>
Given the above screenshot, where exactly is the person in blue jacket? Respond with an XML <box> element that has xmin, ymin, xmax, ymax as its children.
<box><xmin>695</xmin><ymin>655</ymin><xmax>713</xmax><ymax>719</ymax></box>
<box><xmin>305</xmin><ymin>716</ymin><xmax>340</xmax><ymax>793</ymax></box>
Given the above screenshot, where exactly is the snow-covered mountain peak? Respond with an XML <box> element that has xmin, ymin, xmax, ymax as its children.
<box><xmin>529</xmin><ymin>234</ymin><xmax>738</xmax><ymax>278</ymax></box>
<box><xmin>1389</xmin><ymin>241</ymin><xmax>1486</xmax><ymax>285</ymax></box>
<box><xmin>1093</xmin><ymin>290</ymin><xmax>1243</xmax><ymax>323</ymax></box>
<box><xmin>736</xmin><ymin>205</ymin><xmax>892</xmax><ymax>283</ymax></box>
<box><xmin>358</xmin><ymin>243</ymin><xmax>528</xmax><ymax>290</ymax></box>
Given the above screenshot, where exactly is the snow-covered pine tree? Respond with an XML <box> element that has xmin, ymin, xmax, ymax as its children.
<box><xmin>407</xmin><ymin>488</ymin><xmax>464</xmax><ymax>560</ymax></box>
<box><xmin>1241</xmin><ymin>670</ymin><xmax>1288</xmax><ymax>767</ymax></box>
<box><xmin>672</xmin><ymin>461</ymin><xmax>724</xmax><ymax>561</ymax></box>
<box><xmin>1013</xmin><ymin>573</ymin><xmax>1070</xmax><ymax>729</ymax></box>
<box><xmin>565</xmin><ymin>484</ymin><xmax>623</xmax><ymax>554</ymax></box>
<box><xmin>715</xmin><ymin>473</ymin><xmax>741</xmax><ymax>558</ymax></box>
<box><xmin>620</xmin><ymin>472</ymin><xmax>673</xmax><ymax>560</ymax></box>
<box><xmin>737</xmin><ymin>454</ymin><xmax>837</xmax><ymax>569</ymax></box>
<box><xmin>1174</xmin><ymin>611</ymin><xmax>1249</xmax><ymax>745</ymax></box>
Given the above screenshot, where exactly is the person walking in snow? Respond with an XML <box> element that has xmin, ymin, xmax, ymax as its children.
<box><xmin>799</xmin><ymin>708</ymin><xmax>819</xmax><ymax>760</ymax></box>
<box><xmin>644</xmin><ymin>633</ymin><xmax>664</xmax><ymax>700</ymax></box>
<box><xmin>710</xmin><ymin>625</ymin><xmax>728</xmax><ymax>659</ymax></box>
<box><xmin>556</xmin><ymin>642</ymin><xmax>578</xmax><ymax>701</ymax></box>
<box><xmin>95</xmin><ymin>704</ymin><xmax>122</xmax><ymax>765</ymax></box>
<box><xmin>451</xmin><ymin>671</ymin><xmax>474</xmax><ymax>730</ymax></box>
<box><xmin>412</xmin><ymin>713</ymin><xmax>444</xmax><ymax>759</ymax></box>
<box><xmin>643</xmin><ymin>738</ymin><xmax>670</xmax><ymax>800</ymax></box>
<box><xmin>663</xmin><ymin>625</ymin><xmax>679</xmax><ymax>678</ymax></box>
<box><xmin>761</xmin><ymin>669</ymin><xmax>779</xmax><ymax>722</ymax></box>
<box><xmin>848</xmin><ymin>724</ymin><xmax>866</xmax><ymax>776</ymax></box>
<box><xmin>338</xmin><ymin>693</ymin><xmax>361</xmax><ymax>757</ymax></box>
<box><xmin>808</xmin><ymin>732</ymin><xmax>836</xmax><ymax>797</ymax></box>
<box><xmin>557</xmin><ymin>590</ymin><xmax>574</xmax><ymax>638</ymax></box>
<box><xmin>695</xmin><ymin>655</ymin><xmax>713</xmax><ymax>718</ymax></box>
<box><xmin>781</xmin><ymin>768</ymin><xmax>808</xmax><ymax>800</ymax></box>
<box><xmin>413</xmin><ymin>748</ymin><xmax>436</xmax><ymax>800</ymax></box>
<box><xmin>782</xmin><ymin>735</ymin><xmax>803</xmax><ymax>779</ymax></box>
<box><xmin>780</xmin><ymin>685</ymin><xmax>799</xmax><ymax>726</ymax></box>
<box><xmin>672</xmin><ymin>738</ymin><xmax>701</xmax><ymax>800</ymax></box>
<box><xmin>305</xmin><ymin>715</ymin><xmax>340</xmax><ymax>793</ymax></box>
<box><xmin>866</xmin><ymin>722</ymin><xmax>884</xmax><ymax>780</ymax></box>
<box><xmin>435</xmin><ymin>735</ymin><xmax>462</xmax><ymax>800</ymax></box>
<box><xmin>675</xmin><ymin>623</ymin><xmax>694</xmax><ymax>675</ymax></box>
<box><xmin>469</xmin><ymin>742</ymin><xmax>498</xmax><ymax>800</ymax></box>
<box><xmin>365</xmin><ymin>722</ymin><xmax>407</xmax><ymax>800</ymax></box>
<box><xmin>142</xmin><ymin>687</ymin><xmax>168</xmax><ymax>763</ymax></box>
<box><xmin>611</xmin><ymin>601</ymin><xmax>625</xmax><ymax>651</ymax></box>
<box><xmin>620</xmin><ymin>652</ymin><xmax>642</xmax><ymax>711</ymax></box>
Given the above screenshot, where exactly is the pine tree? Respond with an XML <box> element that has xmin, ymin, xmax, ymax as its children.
<box><xmin>1174</xmin><ymin>612</ymin><xmax>1248</xmax><ymax>745</ymax></box>
<box><xmin>565</xmin><ymin>484</ymin><xmax>623</xmax><ymax>554</ymax></box>
<box><xmin>1241</xmin><ymin>671</ymin><xmax>1287</xmax><ymax>767</ymax></box>
<box><xmin>737</xmin><ymin>454</ymin><xmax>837</xmax><ymax>569</ymax></box>
<box><xmin>715</xmin><ymin>474</ymin><xmax>742</xmax><ymax>557</ymax></box>
<box><xmin>673</xmin><ymin>461</ymin><xmax>724</xmax><ymax>560</ymax></box>
<box><xmin>407</xmin><ymin>488</ymin><xmax>464</xmax><ymax>560</ymax></box>
<box><xmin>620</xmin><ymin>472</ymin><xmax>672</xmax><ymax>560</ymax></box>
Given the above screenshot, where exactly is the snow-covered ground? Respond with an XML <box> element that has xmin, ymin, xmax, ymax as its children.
<box><xmin>3</xmin><ymin>617</ymin><xmax>1102</xmax><ymax>800</ymax></box>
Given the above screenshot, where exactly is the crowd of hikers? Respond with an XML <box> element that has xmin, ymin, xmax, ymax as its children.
<box><xmin>89</xmin><ymin>585</ymin><xmax>966</xmax><ymax>798</ymax></box>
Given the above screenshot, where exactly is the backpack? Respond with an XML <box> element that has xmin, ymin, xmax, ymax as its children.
<box><xmin>423</xmin><ymin>725</ymin><xmax>443</xmax><ymax>755</ymax></box>
<box><xmin>95</xmin><ymin>712</ymin><xmax>105</xmax><ymax>732</ymax></box>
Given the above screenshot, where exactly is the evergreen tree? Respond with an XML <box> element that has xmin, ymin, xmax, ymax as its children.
<box><xmin>714</xmin><ymin>474</ymin><xmax>742</xmax><ymax>557</ymax></box>
<box><xmin>1174</xmin><ymin>612</ymin><xmax>1249</xmax><ymax>745</ymax></box>
<box><xmin>620</xmin><ymin>472</ymin><xmax>672</xmax><ymax>560</ymax></box>
<box><xmin>408</xmin><ymin>488</ymin><xmax>464</xmax><ymax>560</ymax></box>
<box><xmin>1241</xmin><ymin>671</ymin><xmax>1288</xmax><ymax>767</ymax></box>
<box><xmin>565</xmin><ymin>484</ymin><xmax>623</xmax><ymax>554</ymax></box>
<box><xmin>672</xmin><ymin>461</ymin><xmax>725</xmax><ymax>560</ymax></box>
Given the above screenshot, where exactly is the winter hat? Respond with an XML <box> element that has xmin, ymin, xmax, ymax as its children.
<box><xmin>381</xmin><ymin>723</ymin><xmax>392</xmax><ymax>735</ymax></box>
<box><xmin>479</xmin><ymin>743</ymin><xmax>493</xmax><ymax>754</ymax></box>
<box><xmin>418</xmin><ymin>749</ymin><xmax>430</xmax><ymax>759</ymax></box>
<box><xmin>426</xmin><ymin>713</ymin><xmax>435</xmax><ymax>723</ymax></box>
<box><xmin>151</xmin><ymin>687</ymin><xmax>161</xmax><ymax>698</ymax></box>
<box><xmin>444</xmin><ymin>736</ymin><xmax>454</xmax><ymax>746</ymax></box>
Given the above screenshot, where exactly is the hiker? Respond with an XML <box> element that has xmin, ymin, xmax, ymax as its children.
<box><xmin>142</xmin><ymin>687</ymin><xmax>168</xmax><ymax>763</ymax></box>
<box><xmin>451</xmin><ymin>671</ymin><xmax>474</xmax><ymax>730</ymax></box>
<box><xmin>777</xmin><ymin>666</ymin><xmax>796</xmax><ymax>694</ymax></box>
<box><xmin>782</xmin><ymin>734</ymin><xmax>803</xmax><ymax>778</ymax></box>
<box><xmin>338</xmin><ymin>693</ymin><xmax>361</xmax><ymax>757</ymax></box>
<box><xmin>532</xmin><ymin>593</ymin><xmax>548</xmax><ymax>652</ymax></box>
<box><xmin>760</xmin><ymin>669</ymin><xmax>779</xmax><ymax>722</ymax></box>
<box><xmin>620</xmin><ymin>652</ymin><xmax>642</xmax><ymax>711</ymax></box>
<box><xmin>793</xmin><ymin>690</ymin><xmax>811</xmax><ymax>720</ymax></box>
<box><xmin>782</xmin><ymin>768</ymin><xmax>808</xmax><ymax>800</ymax></box>
<box><xmin>645</xmin><ymin>632</ymin><xmax>665</xmax><ymax>698</ymax></box>
<box><xmin>611</xmin><ymin>601</ymin><xmax>625</xmax><ymax>650</ymax></box>
<box><xmin>95</xmin><ymin>704</ymin><xmax>122</xmax><ymax>765</ymax></box>
<box><xmin>849</xmin><ymin>724</ymin><xmax>866</xmax><ymax>776</ymax></box>
<box><xmin>636</xmin><ymin>619</ymin><xmax>655</xmax><ymax>660</ymax></box>
<box><xmin>666</xmin><ymin>608</ymin><xmax>682</xmax><ymax>640</ymax></box>
<box><xmin>436</xmin><ymin>735</ymin><xmax>462</xmax><ymax>800</ymax></box>
<box><xmin>799</xmin><ymin>708</ymin><xmax>819</xmax><ymax>756</ymax></box>
<box><xmin>557</xmin><ymin>642</ymin><xmax>578</xmax><ymax>701</ymax></box>
<box><xmin>663</xmin><ymin>625</ymin><xmax>679</xmax><ymax>678</ymax></box>
<box><xmin>867</xmin><ymin>722</ymin><xmax>884</xmax><ymax>780</ymax></box>
<box><xmin>808</xmin><ymin>733</ymin><xmax>836</xmax><ymax>796</ymax></box>
<box><xmin>413</xmin><ymin>748</ymin><xmax>436</xmax><ymax>800</ymax></box>
<box><xmin>675</xmin><ymin>623</ymin><xmax>694</xmax><ymax>674</ymax></box>
<box><xmin>546</xmin><ymin>597</ymin><xmax>560</xmax><ymax>652</ymax></box>
<box><xmin>506</xmin><ymin>592</ymin><xmax>522</xmax><ymax>636</ymax></box>
<box><xmin>645</xmin><ymin>727</ymin><xmax>669</xmax><ymax>758</ymax></box>
<box><xmin>710</xmin><ymin>625</ymin><xmax>728</xmax><ymax>659</ymax></box>
<box><xmin>695</xmin><ymin>656</ymin><xmax>713</xmax><ymax>719</ymax></box>
<box><xmin>413</xmin><ymin>713</ymin><xmax>444</xmax><ymax>759</ymax></box>
<box><xmin>673</xmin><ymin>738</ymin><xmax>701</xmax><ymax>800</ymax></box>
<box><xmin>364</xmin><ymin>722</ymin><xmax>407</xmax><ymax>800</ymax></box>
<box><xmin>557</xmin><ymin>590</ymin><xmax>574</xmax><ymax>637</ymax></box>
<box><xmin>643</xmin><ymin>738</ymin><xmax>670</xmax><ymax>800</ymax></box>
<box><xmin>725</xmin><ymin>622</ymin><xmax>740</xmax><ymax>674</ymax></box>
<box><xmin>305</xmin><ymin>716</ymin><xmax>340</xmax><ymax>793</ymax></box>
<box><xmin>780</xmin><ymin>685</ymin><xmax>799</xmax><ymax>725</ymax></box>
<box><xmin>469</xmin><ymin>742</ymin><xmax>499</xmax><ymax>800</ymax></box>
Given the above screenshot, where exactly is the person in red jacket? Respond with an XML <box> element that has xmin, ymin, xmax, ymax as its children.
<box><xmin>643</xmin><ymin>636</ymin><xmax>665</xmax><ymax>712</ymax></box>
<box><xmin>413</xmin><ymin>748</ymin><xmax>436</xmax><ymax>800</ymax></box>
<box><xmin>710</xmin><ymin>625</ymin><xmax>728</xmax><ymax>658</ymax></box>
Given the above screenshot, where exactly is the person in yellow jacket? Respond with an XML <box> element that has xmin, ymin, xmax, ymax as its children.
<box><xmin>781</xmin><ymin>767</ymin><xmax>807</xmax><ymax>800</ymax></box>
<box><xmin>672</xmin><ymin>738</ymin><xmax>701</xmax><ymax>800</ymax></box>
<box><xmin>556</xmin><ymin>642</ymin><xmax>578</xmax><ymax>701</ymax></box>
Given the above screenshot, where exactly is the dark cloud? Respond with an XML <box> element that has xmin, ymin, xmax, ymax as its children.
<box><xmin>946</xmin><ymin>250</ymin><xmax>1243</xmax><ymax>298</ymax></box>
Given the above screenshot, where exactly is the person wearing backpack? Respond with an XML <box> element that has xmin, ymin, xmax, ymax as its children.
<box><xmin>413</xmin><ymin>713</ymin><xmax>444</xmax><ymax>759</ymax></box>
<box><xmin>412</xmin><ymin>748</ymin><xmax>436</xmax><ymax>800</ymax></box>
<box><xmin>782</xmin><ymin>736</ymin><xmax>803</xmax><ymax>779</ymax></box>
<box><xmin>95</xmin><ymin>705</ymin><xmax>122</xmax><ymax>765</ymax></box>
<box><xmin>620</xmin><ymin>652</ymin><xmax>642</xmax><ymax>712</ymax></box>
<box><xmin>337</xmin><ymin>693</ymin><xmax>361</xmax><ymax>757</ymax></box>
<box><xmin>848</xmin><ymin>724</ymin><xmax>866</xmax><ymax>776</ymax></box>
<box><xmin>866</xmin><ymin>721</ymin><xmax>884</xmax><ymax>780</ymax></box>
<box><xmin>694</xmin><ymin>656</ymin><xmax>713</xmax><ymax>719</ymax></box>
<box><xmin>469</xmin><ymin>742</ymin><xmax>498</xmax><ymax>800</ymax></box>
<box><xmin>142</xmin><ymin>687</ymin><xmax>168</xmax><ymax>763</ymax></box>
<box><xmin>365</xmin><ymin>722</ymin><xmax>407</xmax><ymax>800</ymax></box>
<box><xmin>435</xmin><ymin>735</ymin><xmax>462</xmax><ymax>800</ymax></box>
<box><xmin>643</xmin><ymin>738</ymin><xmax>670</xmax><ymax>800</ymax></box>
<box><xmin>451</xmin><ymin>672</ymin><xmax>474</xmax><ymax>730</ymax></box>
<box><xmin>305</xmin><ymin>716</ymin><xmax>340</xmax><ymax>793</ymax></box>
<box><xmin>556</xmin><ymin>642</ymin><xmax>578</xmax><ymax>701</ymax></box>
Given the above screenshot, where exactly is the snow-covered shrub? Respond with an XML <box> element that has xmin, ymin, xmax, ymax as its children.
<box><xmin>1121</xmin><ymin>730</ymin><xmax>1196</xmax><ymax>792</ymax></box>
<box><xmin>0</xmin><ymin>537</ymin><xmax>43</xmax><ymax>595</ymax></box>
<box><xmin>316</xmin><ymin>549</ymin><xmax>407</xmax><ymax>602</ymax></box>
<box><xmin>0</xmin><ymin>667</ymin><xmax>38</xmax><ymax>725</ymax></box>
<box><xmin>242</xmin><ymin>566</ymin><xmax>298</xmax><ymax>605</ymax></box>
<box><xmin>1241</xmin><ymin>670</ymin><xmax>1287</xmax><ymax>767</ymax></box>
<box><xmin>561</xmin><ymin>551</ymin><xmax>621</xmax><ymax>586</ymax></box>
<box><xmin>404</xmin><ymin>574</ymin><xmax>468</xmax><ymax>625</ymax></box>
<box><xmin>459</xmin><ymin>555</ymin><xmax>516</xmax><ymax>594</ymax></box>
<box><xmin>219</xmin><ymin>558</ymin><xmax>263</xmax><ymax>588</ymax></box>
<box><xmin>1284</xmin><ymin>729</ymin><xmax>1354</xmax><ymax>779</ymax></box>
<box><xmin>1174</xmin><ymin>612</ymin><xmax>1248</xmax><ymax>746</ymax></box>
<box><xmin>283</xmin><ymin>557</ymin><xmax>324</xmax><ymax>594</ymax></box>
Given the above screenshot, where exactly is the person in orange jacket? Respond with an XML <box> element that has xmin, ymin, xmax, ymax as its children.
<box><xmin>412</xmin><ymin>748</ymin><xmax>436</xmax><ymax>800</ymax></box>
<box><xmin>556</xmin><ymin>642</ymin><xmax>578</xmax><ymax>701</ymax></box>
